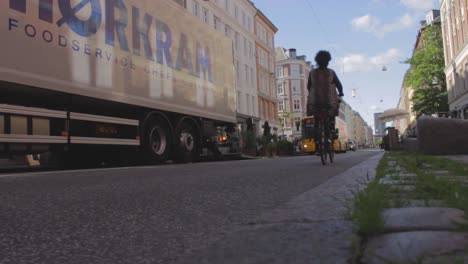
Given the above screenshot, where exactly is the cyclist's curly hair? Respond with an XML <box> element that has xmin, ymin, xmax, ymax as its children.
<box><xmin>315</xmin><ymin>50</ymin><xmax>332</xmax><ymax>68</ymax></box>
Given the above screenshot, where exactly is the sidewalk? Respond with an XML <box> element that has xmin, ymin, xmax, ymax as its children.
<box><xmin>360</xmin><ymin>153</ymin><xmax>468</xmax><ymax>263</ymax></box>
<box><xmin>443</xmin><ymin>155</ymin><xmax>468</xmax><ymax>164</ymax></box>
<box><xmin>178</xmin><ymin>153</ymin><xmax>383</xmax><ymax>264</ymax></box>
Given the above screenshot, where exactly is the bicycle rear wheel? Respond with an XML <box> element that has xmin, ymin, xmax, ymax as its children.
<box><xmin>319</xmin><ymin>137</ymin><xmax>327</xmax><ymax>165</ymax></box>
<box><xmin>328</xmin><ymin>141</ymin><xmax>334</xmax><ymax>163</ymax></box>
<box><xmin>317</xmin><ymin>118</ymin><xmax>327</xmax><ymax>165</ymax></box>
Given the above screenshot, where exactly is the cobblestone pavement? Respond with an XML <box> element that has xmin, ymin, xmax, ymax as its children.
<box><xmin>0</xmin><ymin>151</ymin><xmax>378</xmax><ymax>264</ymax></box>
<box><xmin>362</xmin><ymin>155</ymin><xmax>468</xmax><ymax>264</ymax></box>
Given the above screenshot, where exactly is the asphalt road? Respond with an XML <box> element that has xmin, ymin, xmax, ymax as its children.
<box><xmin>0</xmin><ymin>151</ymin><xmax>379</xmax><ymax>264</ymax></box>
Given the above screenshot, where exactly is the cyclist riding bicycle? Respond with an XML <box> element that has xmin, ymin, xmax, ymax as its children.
<box><xmin>306</xmin><ymin>50</ymin><xmax>344</xmax><ymax>151</ymax></box>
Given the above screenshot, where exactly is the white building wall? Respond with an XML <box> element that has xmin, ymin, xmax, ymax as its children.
<box><xmin>441</xmin><ymin>0</ymin><xmax>468</xmax><ymax>119</ymax></box>
<box><xmin>186</xmin><ymin>0</ymin><xmax>259</xmax><ymax>123</ymax></box>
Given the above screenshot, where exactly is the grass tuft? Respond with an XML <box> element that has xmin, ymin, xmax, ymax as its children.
<box><xmin>350</xmin><ymin>180</ymin><xmax>390</xmax><ymax>235</ymax></box>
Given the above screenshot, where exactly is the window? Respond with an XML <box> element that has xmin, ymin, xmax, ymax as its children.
<box><xmin>293</xmin><ymin>99</ymin><xmax>300</xmax><ymax>110</ymax></box>
<box><xmin>278</xmin><ymin>100</ymin><xmax>285</xmax><ymax>111</ymax></box>
<box><xmin>249</xmin><ymin>41</ymin><xmax>253</xmax><ymax>59</ymax></box>
<box><xmin>174</xmin><ymin>0</ymin><xmax>187</xmax><ymax>8</ymax></box>
<box><xmin>225</xmin><ymin>0</ymin><xmax>229</xmax><ymax>13</ymax></box>
<box><xmin>242</xmin><ymin>12</ymin><xmax>246</xmax><ymax>27</ymax></box>
<box><xmin>234</xmin><ymin>5</ymin><xmax>238</xmax><ymax>19</ymax></box>
<box><xmin>291</xmin><ymin>64</ymin><xmax>300</xmax><ymax>77</ymax></box>
<box><xmin>291</xmin><ymin>80</ymin><xmax>300</xmax><ymax>94</ymax></box>
<box><xmin>258</xmin><ymin>49</ymin><xmax>267</xmax><ymax>68</ymax></box>
<box><xmin>270</xmin><ymin>55</ymin><xmax>275</xmax><ymax>72</ymax></box>
<box><xmin>259</xmin><ymin>100</ymin><xmax>264</xmax><ymax>118</ymax></box>
<box><xmin>277</xmin><ymin>82</ymin><xmax>284</xmax><ymax>94</ymax></box>
<box><xmin>236</xmin><ymin>60</ymin><xmax>240</xmax><ymax>82</ymax></box>
<box><xmin>225</xmin><ymin>25</ymin><xmax>231</xmax><ymax>37</ymax></box>
<box><xmin>295</xmin><ymin>117</ymin><xmax>301</xmax><ymax>131</ymax></box>
<box><xmin>269</xmin><ymin>35</ymin><xmax>274</xmax><ymax>48</ymax></box>
<box><xmin>247</xmin><ymin>17</ymin><xmax>252</xmax><ymax>32</ymax></box>
<box><xmin>251</xmin><ymin>96</ymin><xmax>256</xmax><ymax>116</ymax></box>
<box><xmin>250</xmin><ymin>67</ymin><xmax>254</xmax><ymax>87</ymax></box>
<box><xmin>246</xmin><ymin>94</ymin><xmax>250</xmax><ymax>114</ymax></box>
<box><xmin>244</xmin><ymin>37</ymin><xmax>248</xmax><ymax>56</ymax></box>
<box><xmin>465</xmin><ymin>63</ymin><xmax>468</xmax><ymax>91</ymax></box>
<box><xmin>276</xmin><ymin>66</ymin><xmax>283</xmax><ymax>78</ymax></box>
<box><xmin>192</xmin><ymin>0</ymin><xmax>199</xmax><ymax>16</ymax></box>
<box><xmin>202</xmin><ymin>8</ymin><xmax>209</xmax><ymax>24</ymax></box>
<box><xmin>245</xmin><ymin>64</ymin><xmax>249</xmax><ymax>83</ymax></box>
<box><xmin>237</xmin><ymin>91</ymin><xmax>241</xmax><ymax>109</ymax></box>
<box><xmin>214</xmin><ymin>16</ymin><xmax>219</xmax><ymax>30</ymax></box>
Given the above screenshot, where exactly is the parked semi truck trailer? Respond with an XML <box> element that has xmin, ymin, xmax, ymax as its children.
<box><xmin>0</xmin><ymin>0</ymin><xmax>238</xmax><ymax>166</ymax></box>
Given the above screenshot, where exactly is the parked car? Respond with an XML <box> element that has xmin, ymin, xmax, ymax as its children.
<box><xmin>348</xmin><ymin>141</ymin><xmax>357</xmax><ymax>151</ymax></box>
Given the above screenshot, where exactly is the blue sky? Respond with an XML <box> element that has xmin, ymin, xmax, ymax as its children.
<box><xmin>252</xmin><ymin>0</ymin><xmax>439</xmax><ymax>129</ymax></box>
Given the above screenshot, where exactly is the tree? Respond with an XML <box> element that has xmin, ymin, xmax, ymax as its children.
<box><xmin>278</xmin><ymin>111</ymin><xmax>291</xmax><ymax>136</ymax></box>
<box><xmin>404</xmin><ymin>24</ymin><xmax>449</xmax><ymax>117</ymax></box>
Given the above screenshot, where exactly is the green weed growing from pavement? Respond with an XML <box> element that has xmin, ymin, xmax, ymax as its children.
<box><xmin>350</xmin><ymin>179</ymin><xmax>390</xmax><ymax>235</ymax></box>
<box><xmin>383</xmin><ymin>152</ymin><xmax>468</xmax><ymax>213</ymax></box>
<box><xmin>375</xmin><ymin>153</ymin><xmax>391</xmax><ymax>179</ymax></box>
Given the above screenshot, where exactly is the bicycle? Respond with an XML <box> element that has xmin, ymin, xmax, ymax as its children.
<box><xmin>314</xmin><ymin>111</ymin><xmax>334</xmax><ymax>165</ymax></box>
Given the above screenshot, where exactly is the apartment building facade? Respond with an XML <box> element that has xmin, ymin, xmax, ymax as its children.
<box><xmin>340</xmin><ymin>100</ymin><xmax>356</xmax><ymax>143</ymax></box>
<box><xmin>177</xmin><ymin>0</ymin><xmax>260</xmax><ymax>129</ymax></box>
<box><xmin>254</xmin><ymin>10</ymin><xmax>279</xmax><ymax>134</ymax></box>
<box><xmin>275</xmin><ymin>48</ymin><xmax>312</xmax><ymax>139</ymax></box>
<box><xmin>440</xmin><ymin>2</ymin><xmax>468</xmax><ymax>119</ymax></box>
<box><xmin>353</xmin><ymin>111</ymin><xmax>366</xmax><ymax>147</ymax></box>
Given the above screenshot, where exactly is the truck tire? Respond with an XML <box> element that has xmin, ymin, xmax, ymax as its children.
<box><xmin>174</xmin><ymin>121</ymin><xmax>200</xmax><ymax>163</ymax></box>
<box><xmin>142</xmin><ymin>115</ymin><xmax>172</xmax><ymax>164</ymax></box>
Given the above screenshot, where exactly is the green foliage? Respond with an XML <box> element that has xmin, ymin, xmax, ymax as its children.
<box><xmin>411</xmin><ymin>87</ymin><xmax>449</xmax><ymax>117</ymax></box>
<box><xmin>278</xmin><ymin>112</ymin><xmax>291</xmax><ymax>130</ymax></box>
<box><xmin>271</xmin><ymin>134</ymin><xmax>278</xmax><ymax>143</ymax></box>
<box><xmin>276</xmin><ymin>139</ymin><xmax>294</xmax><ymax>156</ymax></box>
<box><xmin>404</xmin><ymin>24</ymin><xmax>449</xmax><ymax>116</ymax></box>
<box><xmin>241</xmin><ymin>130</ymin><xmax>256</xmax><ymax>150</ymax></box>
<box><xmin>385</xmin><ymin>152</ymin><xmax>468</xmax><ymax>212</ymax></box>
<box><xmin>265</xmin><ymin>142</ymin><xmax>277</xmax><ymax>157</ymax></box>
<box><xmin>350</xmin><ymin>181</ymin><xmax>389</xmax><ymax>235</ymax></box>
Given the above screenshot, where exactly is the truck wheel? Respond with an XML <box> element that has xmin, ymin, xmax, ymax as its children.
<box><xmin>174</xmin><ymin>122</ymin><xmax>200</xmax><ymax>163</ymax></box>
<box><xmin>142</xmin><ymin>116</ymin><xmax>172</xmax><ymax>164</ymax></box>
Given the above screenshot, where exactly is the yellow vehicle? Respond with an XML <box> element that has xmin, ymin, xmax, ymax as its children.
<box><xmin>301</xmin><ymin>116</ymin><xmax>317</xmax><ymax>154</ymax></box>
<box><xmin>301</xmin><ymin>116</ymin><xmax>348</xmax><ymax>154</ymax></box>
<box><xmin>334</xmin><ymin>116</ymin><xmax>349</xmax><ymax>153</ymax></box>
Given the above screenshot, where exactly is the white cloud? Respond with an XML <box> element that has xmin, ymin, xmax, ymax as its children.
<box><xmin>351</xmin><ymin>14</ymin><xmax>381</xmax><ymax>33</ymax></box>
<box><xmin>351</xmin><ymin>0</ymin><xmax>436</xmax><ymax>37</ymax></box>
<box><xmin>336</xmin><ymin>49</ymin><xmax>403</xmax><ymax>73</ymax></box>
<box><xmin>400</xmin><ymin>0</ymin><xmax>436</xmax><ymax>11</ymax></box>
<box><xmin>352</xmin><ymin>13</ymin><xmax>416</xmax><ymax>38</ymax></box>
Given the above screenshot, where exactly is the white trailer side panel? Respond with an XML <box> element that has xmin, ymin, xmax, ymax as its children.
<box><xmin>0</xmin><ymin>0</ymin><xmax>236</xmax><ymax>123</ymax></box>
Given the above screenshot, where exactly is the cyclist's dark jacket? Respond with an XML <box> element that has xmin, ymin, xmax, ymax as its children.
<box><xmin>306</xmin><ymin>68</ymin><xmax>343</xmax><ymax>117</ymax></box>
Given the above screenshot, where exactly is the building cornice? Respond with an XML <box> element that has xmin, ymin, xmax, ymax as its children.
<box><xmin>255</xmin><ymin>9</ymin><xmax>278</xmax><ymax>33</ymax></box>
